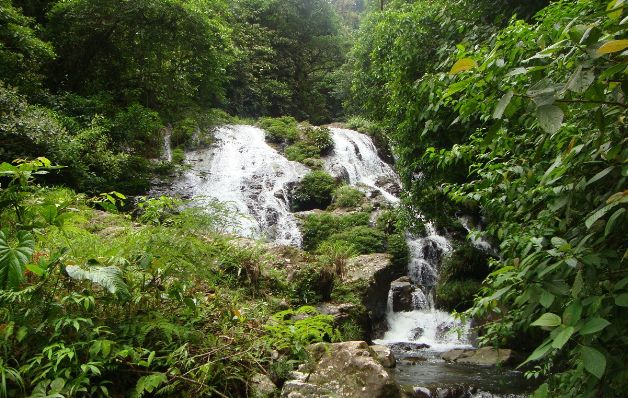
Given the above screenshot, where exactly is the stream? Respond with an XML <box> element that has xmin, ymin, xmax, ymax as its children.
<box><xmin>161</xmin><ymin>124</ymin><xmax>533</xmax><ymax>396</ymax></box>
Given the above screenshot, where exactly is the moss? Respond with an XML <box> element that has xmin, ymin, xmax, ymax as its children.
<box><xmin>290</xmin><ymin>171</ymin><xmax>337</xmax><ymax>211</ymax></box>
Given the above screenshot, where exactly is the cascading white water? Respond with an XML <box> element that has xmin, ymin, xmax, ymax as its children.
<box><xmin>162</xmin><ymin>128</ymin><xmax>173</xmax><ymax>162</ymax></box>
<box><xmin>173</xmin><ymin>125</ymin><xmax>309</xmax><ymax>245</ymax></box>
<box><xmin>324</xmin><ymin>127</ymin><xmax>400</xmax><ymax>203</ymax></box>
<box><xmin>375</xmin><ymin>225</ymin><xmax>472</xmax><ymax>351</ymax></box>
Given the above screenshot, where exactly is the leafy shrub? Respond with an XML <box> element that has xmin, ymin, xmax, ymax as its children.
<box><xmin>301</xmin><ymin>126</ymin><xmax>333</xmax><ymax>155</ymax></box>
<box><xmin>136</xmin><ymin>196</ymin><xmax>182</xmax><ymax>225</ymax></box>
<box><xmin>436</xmin><ymin>280</ymin><xmax>482</xmax><ymax>312</ymax></box>
<box><xmin>324</xmin><ymin>226</ymin><xmax>385</xmax><ymax>255</ymax></box>
<box><xmin>316</xmin><ymin>240</ymin><xmax>358</xmax><ymax>279</ymax></box>
<box><xmin>387</xmin><ymin>233</ymin><xmax>409</xmax><ymax>271</ymax></box>
<box><xmin>375</xmin><ymin>209</ymin><xmax>403</xmax><ymax>235</ymax></box>
<box><xmin>264</xmin><ymin>306</ymin><xmax>339</xmax><ymax>360</ymax></box>
<box><xmin>331</xmin><ymin>186</ymin><xmax>364</xmax><ymax>209</ymax></box>
<box><xmin>171</xmin><ymin>148</ymin><xmax>185</xmax><ymax>164</ymax></box>
<box><xmin>290</xmin><ymin>262</ymin><xmax>335</xmax><ymax>304</ymax></box>
<box><xmin>284</xmin><ymin>141</ymin><xmax>321</xmax><ymax>163</ymax></box>
<box><xmin>258</xmin><ymin>116</ymin><xmax>299</xmax><ymax>144</ymax></box>
<box><xmin>171</xmin><ymin>117</ymin><xmax>198</xmax><ymax>147</ymax></box>
<box><xmin>440</xmin><ymin>243</ymin><xmax>490</xmax><ymax>282</ymax></box>
<box><xmin>111</xmin><ymin>103</ymin><xmax>163</xmax><ymax>154</ymax></box>
<box><xmin>290</xmin><ymin>171</ymin><xmax>336</xmax><ymax>211</ymax></box>
<box><xmin>300</xmin><ymin>212</ymin><xmax>370</xmax><ymax>251</ymax></box>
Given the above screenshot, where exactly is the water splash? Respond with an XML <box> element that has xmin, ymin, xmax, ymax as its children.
<box><xmin>173</xmin><ymin>125</ymin><xmax>309</xmax><ymax>245</ymax></box>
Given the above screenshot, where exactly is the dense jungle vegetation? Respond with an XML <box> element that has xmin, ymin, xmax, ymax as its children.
<box><xmin>1</xmin><ymin>0</ymin><xmax>626</xmax><ymax>397</ymax></box>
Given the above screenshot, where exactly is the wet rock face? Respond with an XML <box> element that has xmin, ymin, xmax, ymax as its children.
<box><xmin>441</xmin><ymin>347</ymin><xmax>516</xmax><ymax>367</ymax></box>
<box><xmin>370</xmin><ymin>344</ymin><xmax>396</xmax><ymax>368</ymax></box>
<box><xmin>281</xmin><ymin>341</ymin><xmax>403</xmax><ymax>398</ymax></box>
<box><xmin>390</xmin><ymin>277</ymin><xmax>416</xmax><ymax>312</ymax></box>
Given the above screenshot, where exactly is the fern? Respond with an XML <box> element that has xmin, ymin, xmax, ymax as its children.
<box><xmin>65</xmin><ymin>265</ymin><xmax>130</xmax><ymax>299</ymax></box>
<box><xmin>130</xmin><ymin>373</ymin><xmax>168</xmax><ymax>398</ymax></box>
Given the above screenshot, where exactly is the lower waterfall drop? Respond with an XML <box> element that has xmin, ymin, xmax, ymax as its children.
<box><xmin>375</xmin><ymin>224</ymin><xmax>472</xmax><ymax>351</ymax></box>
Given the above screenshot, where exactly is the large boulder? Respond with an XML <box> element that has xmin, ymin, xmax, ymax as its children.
<box><xmin>441</xmin><ymin>347</ymin><xmax>515</xmax><ymax>367</ymax></box>
<box><xmin>249</xmin><ymin>373</ymin><xmax>277</xmax><ymax>398</ymax></box>
<box><xmin>281</xmin><ymin>341</ymin><xmax>403</xmax><ymax>398</ymax></box>
<box><xmin>344</xmin><ymin>253</ymin><xmax>405</xmax><ymax>337</ymax></box>
<box><xmin>369</xmin><ymin>344</ymin><xmax>396</xmax><ymax>368</ymax></box>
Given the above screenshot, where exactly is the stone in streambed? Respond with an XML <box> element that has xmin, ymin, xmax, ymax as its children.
<box><xmin>390</xmin><ymin>277</ymin><xmax>415</xmax><ymax>312</ymax></box>
<box><xmin>441</xmin><ymin>346</ymin><xmax>515</xmax><ymax>367</ymax></box>
<box><xmin>280</xmin><ymin>341</ymin><xmax>403</xmax><ymax>398</ymax></box>
<box><xmin>370</xmin><ymin>344</ymin><xmax>396</xmax><ymax>368</ymax></box>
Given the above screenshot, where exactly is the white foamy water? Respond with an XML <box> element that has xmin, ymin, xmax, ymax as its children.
<box><xmin>324</xmin><ymin>127</ymin><xmax>400</xmax><ymax>202</ymax></box>
<box><xmin>375</xmin><ymin>309</ymin><xmax>472</xmax><ymax>351</ymax></box>
<box><xmin>173</xmin><ymin>125</ymin><xmax>309</xmax><ymax>245</ymax></box>
<box><xmin>162</xmin><ymin>127</ymin><xmax>172</xmax><ymax>162</ymax></box>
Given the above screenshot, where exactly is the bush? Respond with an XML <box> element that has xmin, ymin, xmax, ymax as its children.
<box><xmin>387</xmin><ymin>233</ymin><xmax>409</xmax><ymax>270</ymax></box>
<box><xmin>285</xmin><ymin>141</ymin><xmax>321</xmax><ymax>163</ymax></box>
<box><xmin>111</xmin><ymin>103</ymin><xmax>163</xmax><ymax>155</ymax></box>
<box><xmin>290</xmin><ymin>262</ymin><xmax>335</xmax><ymax>304</ymax></box>
<box><xmin>375</xmin><ymin>209</ymin><xmax>403</xmax><ymax>235</ymax></box>
<box><xmin>302</xmin><ymin>126</ymin><xmax>334</xmax><ymax>155</ymax></box>
<box><xmin>324</xmin><ymin>226</ymin><xmax>385</xmax><ymax>255</ymax></box>
<box><xmin>258</xmin><ymin>116</ymin><xmax>299</xmax><ymax>144</ymax></box>
<box><xmin>171</xmin><ymin>148</ymin><xmax>185</xmax><ymax>164</ymax></box>
<box><xmin>440</xmin><ymin>243</ymin><xmax>490</xmax><ymax>282</ymax></box>
<box><xmin>290</xmin><ymin>171</ymin><xmax>336</xmax><ymax>211</ymax></box>
<box><xmin>301</xmin><ymin>212</ymin><xmax>370</xmax><ymax>251</ymax></box>
<box><xmin>331</xmin><ymin>186</ymin><xmax>364</xmax><ymax>209</ymax></box>
<box><xmin>316</xmin><ymin>240</ymin><xmax>358</xmax><ymax>279</ymax></box>
<box><xmin>436</xmin><ymin>280</ymin><xmax>482</xmax><ymax>312</ymax></box>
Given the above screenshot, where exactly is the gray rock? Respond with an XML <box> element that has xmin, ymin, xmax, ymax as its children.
<box><xmin>390</xmin><ymin>278</ymin><xmax>415</xmax><ymax>312</ymax></box>
<box><xmin>413</xmin><ymin>386</ymin><xmax>432</xmax><ymax>398</ymax></box>
<box><xmin>249</xmin><ymin>373</ymin><xmax>277</xmax><ymax>398</ymax></box>
<box><xmin>280</xmin><ymin>341</ymin><xmax>403</xmax><ymax>398</ymax></box>
<box><xmin>370</xmin><ymin>344</ymin><xmax>396</xmax><ymax>368</ymax></box>
<box><xmin>441</xmin><ymin>346</ymin><xmax>515</xmax><ymax>367</ymax></box>
<box><xmin>410</xmin><ymin>326</ymin><xmax>424</xmax><ymax>339</ymax></box>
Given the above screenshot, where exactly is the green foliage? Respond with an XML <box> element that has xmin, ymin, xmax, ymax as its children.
<box><xmin>387</xmin><ymin>233</ymin><xmax>409</xmax><ymax>271</ymax></box>
<box><xmin>440</xmin><ymin>243</ymin><xmax>490</xmax><ymax>283</ymax></box>
<box><xmin>136</xmin><ymin>196</ymin><xmax>182</xmax><ymax>225</ymax></box>
<box><xmin>436</xmin><ymin>280</ymin><xmax>482</xmax><ymax>312</ymax></box>
<box><xmin>259</xmin><ymin>116</ymin><xmax>300</xmax><ymax>144</ymax></box>
<box><xmin>290</xmin><ymin>171</ymin><xmax>337</xmax><ymax>211</ymax></box>
<box><xmin>331</xmin><ymin>185</ymin><xmax>364</xmax><ymax>209</ymax></box>
<box><xmin>263</xmin><ymin>306</ymin><xmax>339</xmax><ymax>359</ymax></box>
<box><xmin>349</xmin><ymin>0</ymin><xmax>627</xmax><ymax>395</ymax></box>
<box><xmin>316</xmin><ymin>240</ymin><xmax>358</xmax><ymax>279</ymax></box>
<box><xmin>325</xmin><ymin>226</ymin><xmax>385</xmax><ymax>255</ymax></box>
<box><xmin>0</xmin><ymin>230</ymin><xmax>35</xmax><ymax>290</ymax></box>
<box><xmin>300</xmin><ymin>212</ymin><xmax>370</xmax><ymax>251</ymax></box>
<box><xmin>284</xmin><ymin>126</ymin><xmax>334</xmax><ymax>164</ymax></box>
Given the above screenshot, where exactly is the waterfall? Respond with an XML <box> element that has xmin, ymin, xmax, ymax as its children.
<box><xmin>324</xmin><ymin>127</ymin><xmax>400</xmax><ymax>202</ymax></box>
<box><xmin>172</xmin><ymin>125</ymin><xmax>309</xmax><ymax>246</ymax></box>
<box><xmin>167</xmin><ymin>123</ymin><xmax>470</xmax><ymax>348</ymax></box>
<box><xmin>162</xmin><ymin>128</ymin><xmax>173</xmax><ymax>162</ymax></box>
<box><xmin>375</xmin><ymin>225</ymin><xmax>472</xmax><ymax>350</ymax></box>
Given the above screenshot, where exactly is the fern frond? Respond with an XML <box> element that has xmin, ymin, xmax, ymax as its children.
<box><xmin>66</xmin><ymin>265</ymin><xmax>130</xmax><ymax>299</ymax></box>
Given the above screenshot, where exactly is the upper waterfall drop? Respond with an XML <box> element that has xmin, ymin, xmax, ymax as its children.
<box><xmin>173</xmin><ymin>125</ymin><xmax>309</xmax><ymax>246</ymax></box>
<box><xmin>324</xmin><ymin>127</ymin><xmax>400</xmax><ymax>202</ymax></box>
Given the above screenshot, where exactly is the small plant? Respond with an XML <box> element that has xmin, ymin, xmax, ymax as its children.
<box><xmin>171</xmin><ymin>148</ymin><xmax>185</xmax><ymax>164</ymax></box>
<box><xmin>290</xmin><ymin>171</ymin><xmax>336</xmax><ymax>211</ymax></box>
<box><xmin>264</xmin><ymin>306</ymin><xmax>339</xmax><ymax>359</ymax></box>
<box><xmin>324</xmin><ymin>226</ymin><xmax>385</xmax><ymax>255</ymax></box>
<box><xmin>331</xmin><ymin>186</ymin><xmax>364</xmax><ymax>209</ymax></box>
<box><xmin>258</xmin><ymin>116</ymin><xmax>299</xmax><ymax>144</ymax></box>
<box><xmin>300</xmin><ymin>212</ymin><xmax>370</xmax><ymax>251</ymax></box>
<box><xmin>316</xmin><ymin>240</ymin><xmax>357</xmax><ymax>279</ymax></box>
<box><xmin>136</xmin><ymin>196</ymin><xmax>182</xmax><ymax>225</ymax></box>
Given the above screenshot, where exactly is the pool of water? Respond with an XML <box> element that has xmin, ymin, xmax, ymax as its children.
<box><xmin>392</xmin><ymin>349</ymin><xmax>538</xmax><ymax>396</ymax></box>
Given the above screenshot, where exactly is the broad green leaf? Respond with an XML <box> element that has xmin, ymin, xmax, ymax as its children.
<box><xmin>587</xmin><ymin>166</ymin><xmax>614</xmax><ymax>186</ymax></box>
<box><xmin>552</xmin><ymin>326</ymin><xmax>574</xmax><ymax>349</ymax></box>
<box><xmin>449</xmin><ymin>58</ymin><xmax>477</xmax><ymax>74</ymax></box>
<box><xmin>596</xmin><ymin>39</ymin><xmax>628</xmax><ymax>54</ymax></box>
<box><xmin>540</xmin><ymin>290</ymin><xmax>555</xmax><ymax>308</ymax></box>
<box><xmin>605</xmin><ymin>208</ymin><xmax>625</xmax><ymax>237</ymax></box>
<box><xmin>533</xmin><ymin>383</ymin><xmax>549</xmax><ymax>398</ymax></box>
<box><xmin>567</xmin><ymin>66</ymin><xmax>595</xmax><ymax>94</ymax></box>
<box><xmin>585</xmin><ymin>202</ymin><xmax>617</xmax><ymax>229</ymax></box>
<box><xmin>520</xmin><ymin>339</ymin><xmax>553</xmax><ymax>367</ymax></box>
<box><xmin>493</xmin><ymin>90</ymin><xmax>514</xmax><ymax>119</ymax></box>
<box><xmin>531</xmin><ymin>312</ymin><xmax>562</xmax><ymax>327</ymax></box>
<box><xmin>0</xmin><ymin>230</ymin><xmax>35</xmax><ymax>289</ymax></box>
<box><xmin>615</xmin><ymin>293</ymin><xmax>628</xmax><ymax>307</ymax></box>
<box><xmin>563</xmin><ymin>301</ymin><xmax>582</xmax><ymax>326</ymax></box>
<box><xmin>581</xmin><ymin>346</ymin><xmax>606</xmax><ymax>379</ymax></box>
<box><xmin>537</xmin><ymin>105</ymin><xmax>564</xmax><ymax>134</ymax></box>
<box><xmin>607</xmin><ymin>0</ymin><xmax>625</xmax><ymax>20</ymax></box>
<box><xmin>580</xmin><ymin>317</ymin><xmax>611</xmax><ymax>335</ymax></box>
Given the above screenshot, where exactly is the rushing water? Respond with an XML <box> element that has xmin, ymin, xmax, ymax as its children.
<box><xmin>172</xmin><ymin>125</ymin><xmax>309</xmax><ymax>245</ymax></box>
<box><xmin>162</xmin><ymin>128</ymin><xmax>173</xmax><ymax>162</ymax></box>
<box><xmin>324</xmin><ymin>127</ymin><xmax>400</xmax><ymax>203</ymax></box>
